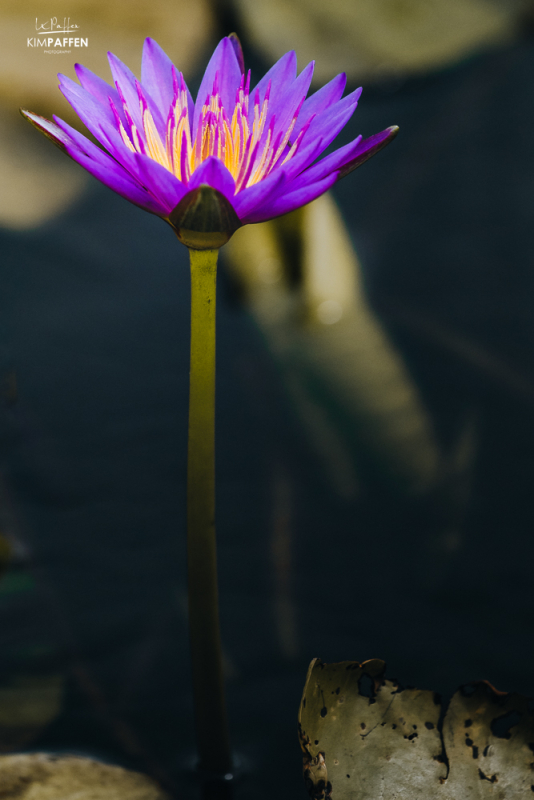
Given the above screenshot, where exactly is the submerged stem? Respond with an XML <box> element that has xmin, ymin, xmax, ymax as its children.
<box><xmin>187</xmin><ymin>247</ymin><xmax>232</xmax><ymax>776</ymax></box>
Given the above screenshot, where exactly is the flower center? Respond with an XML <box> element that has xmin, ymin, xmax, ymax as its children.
<box><xmin>113</xmin><ymin>69</ymin><xmax>307</xmax><ymax>192</ymax></box>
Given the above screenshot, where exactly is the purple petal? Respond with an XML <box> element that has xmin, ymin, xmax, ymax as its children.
<box><xmin>292</xmin><ymin>73</ymin><xmax>347</xmax><ymax>138</ymax></box>
<box><xmin>264</xmin><ymin>61</ymin><xmax>314</xmax><ymax>141</ymax></box>
<box><xmin>241</xmin><ymin>173</ymin><xmax>338</xmax><ymax>224</ymax></box>
<box><xmin>291</xmin><ymin>135</ymin><xmax>364</xmax><ymax>186</ymax></box>
<box><xmin>135</xmin><ymin>79</ymin><xmax>166</xmax><ymax>139</ymax></box>
<box><xmin>275</xmin><ymin>136</ymin><xmax>327</xmax><ymax>182</ymax></box>
<box><xmin>59</xmin><ymin>73</ymin><xmax>117</xmax><ymax>135</ymax></box>
<box><xmin>252</xmin><ymin>51</ymin><xmax>297</xmax><ymax>110</ymax></box>
<box><xmin>74</xmin><ymin>63</ymin><xmax>123</xmax><ymax>120</ymax></box>
<box><xmin>20</xmin><ymin>109</ymin><xmax>75</xmax><ymax>151</ymax></box>
<box><xmin>53</xmin><ymin>115</ymin><xmax>127</xmax><ymax>172</ymax></box>
<box><xmin>193</xmin><ymin>39</ymin><xmax>242</xmax><ymax>132</ymax></box>
<box><xmin>228</xmin><ymin>33</ymin><xmax>245</xmax><ymax>74</ymax></box>
<box><xmin>232</xmin><ymin>168</ymin><xmax>288</xmax><ymax>219</ymax></box>
<box><xmin>87</xmin><ymin>115</ymin><xmax>141</xmax><ymax>172</ymax></box>
<box><xmin>52</xmin><ymin>117</ymin><xmax>167</xmax><ymax>214</ymax></box>
<box><xmin>107</xmin><ymin>51</ymin><xmax>144</xmax><ymax>131</ymax></box>
<box><xmin>133</xmin><ymin>153</ymin><xmax>188</xmax><ymax>212</ymax></box>
<box><xmin>54</xmin><ymin>115</ymin><xmax>164</xmax><ymax>212</ymax></box>
<box><xmin>53</xmin><ymin>115</ymin><xmax>124</xmax><ymax>164</ymax></box>
<box><xmin>188</xmin><ymin>156</ymin><xmax>236</xmax><ymax>201</ymax></box>
<box><xmin>337</xmin><ymin>126</ymin><xmax>399</xmax><ymax>178</ymax></box>
<box><xmin>303</xmin><ymin>87</ymin><xmax>362</xmax><ymax>152</ymax></box>
<box><xmin>86</xmin><ymin>115</ymin><xmax>172</xmax><ymax>201</ymax></box>
<box><xmin>71</xmin><ymin>150</ymin><xmax>166</xmax><ymax>214</ymax></box>
<box><xmin>291</xmin><ymin>127</ymin><xmax>398</xmax><ymax>188</ymax></box>
<box><xmin>141</xmin><ymin>38</ymin><xmax>177</xmax><ymax>118</ymax></box>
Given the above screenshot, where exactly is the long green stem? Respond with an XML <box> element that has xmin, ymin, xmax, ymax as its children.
<box><xmin>187</xmin><ymin>247</ymin><xmax>232</xmax><ymax>776</ymax></box>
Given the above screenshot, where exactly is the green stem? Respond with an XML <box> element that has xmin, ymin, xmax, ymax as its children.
<box><xmin>187</xmin><ymin>246</ymin><xmax>232</xmax><ymax>776</ymax></box>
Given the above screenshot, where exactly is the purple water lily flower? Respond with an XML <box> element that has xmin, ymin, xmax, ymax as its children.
<box><xmin>21</xmin><ymin>36</ymin><xmax>397</xmax><ymax>240</ymax></box>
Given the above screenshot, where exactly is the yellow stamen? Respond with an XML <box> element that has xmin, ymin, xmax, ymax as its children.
<box><xmin>142</xmin><ymin>107</ymin><xmax>171</xmax><ymax>171</ymax></box>
<box><xmin>116</xmin><ymin>82</ymin><xmax>303</xmax><ymax>191</ymax></box>
<box><xmin>248</xmin><ymin>126</ymin><xmax>273</xmax><ymax>186</ymax></box>
<box><xmin>265</xmin><ymin>116</ymin><xmax>298</xmax><ymax>175</ymax></box>
<box><xmin>131</xmin><ymin>125</ymin><xmax>144</xmax><ymax>154</ymax></box>
<box><xmin>118</xmin><ymin>120</ymin><xmax>136</xmax><ymax>153</ymax></box>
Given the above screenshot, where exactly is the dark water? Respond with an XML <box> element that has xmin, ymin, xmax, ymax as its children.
<box><xmin>1</xmin><ymin>32</ymin><xmax>534</xmax><ymax>799</ymax></box>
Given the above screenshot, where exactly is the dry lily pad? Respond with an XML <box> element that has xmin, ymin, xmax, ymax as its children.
<box><xmin>443</xmin><ymin>681</ymin><xmax>534</xmax><ymax>796</ymax></box>
<box><xmin>0</xmin><ymin>753</ymin><xmax>170</xmax><ymax>799</ymax></box>
<box><xmin>299</xmin><ymin>658</ymin><xmax>534</xmax><ymax>799</ymax></box>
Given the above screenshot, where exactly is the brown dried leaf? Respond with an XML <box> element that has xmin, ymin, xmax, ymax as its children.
<box><xmin>299</xmin><ymin>659</ymin><xmax>534</xmax><ymax>799</ymax></box>
<box><xmin>443</xmin><ymin>681</ymin><xmax>534</xmax><ymax>796</ymax></box>
<box><xmin>0</xmin><ymin>753</ymin><xmax>171</xmax><ymax>799</ymax></box>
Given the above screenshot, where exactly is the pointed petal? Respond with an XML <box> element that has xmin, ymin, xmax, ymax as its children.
<box><xmin>107</xmin><ymin>51</ymin><xmax>143</xmax><ymax>131</ymax></box>
<box><xmin>293</xmin><ymin>73</ymin><xmax>347</xmax><ymax>138</ymax></box>
<box><xmin>97</xmin><ymin>119</ymin><xmax>177</xmax><ymax>210</ymax></box>
<box><xmin>266</xmin><ymin>61</ymin><xmax>314</xmax><ymax>136</ymax></box>
<box><xmin>58</xmin><ymin>73</ymin><xmax>117</xmax><ymax>136</ymax></box>
<box><xmin>276</xmin><ymin>136</ymin><xmax>327</xmax><ymax>182</ymax></box>
<box><xmin>232</xmin><ymin>168</ymin><xmax>288</xmax><ymax>218</ymax></box>
<box><xmin>20</xmin><ymin>109</ymin><xmax>75</xmax><ymax>152</ymax></box>
<box><xmin>291</xmin><ymin>127</ymin><xmax>398</xmax><ymax>188</ymax></box>
<box><xmin>21</xmin><ymin>111</ymin><xmax>132</xmax><ymax>187</ymax></box>
<box><xmin>242</xmin><ymin>173</ymin><xmax>338</xmax><ymax>224</ymax></box>
<box><xmin>188</xmin><ymin>156</ymin><xmax>237</xmax><ymax>201</ymax></box>
<box><xmin>50</xmin><ymin>115</ymin><xmax>104</xmax><ymax>156</ymax></box>
<box><xmin>337</xmin><ymin>126</ymin><xmax>399</xmax><ymax>178</ymax></box>
<box><xmin>52</xmin><ymin>117</ymin><xmax>167</xmax><ymax>214</ymax></box>
<box><xmin>304</xmin><ymin>87</ymin><xmax>362</xmax><ymax>152</ymax></box>
<box><xmin>193</xmin><ymin>38</ymin><xmax>242</xmax><ymax>132</ymax></box>
<box><xmin>88</xmin><ymin>116</ymin><xmax>141</xmax><ymax>171</ymax></box>
<box><xmin>252</xmin><ymin>51</ymin><xmax>297</xmax><ymax>110</ymax></box>
<box><xmin>133</xmin><ymin>153</ymin><xmax>188</xmax><ymax>212</ymax></box>
<box><xmin>71</xmin><ymin>150</ymin><xmax>166</xmax><ymax>214</ymax></box>
<box><xmin>292</xmin><ymin>135</ymin><xmax>364</xmax><ymax>186</ymax></box>
<box><xmin>141</xmin><ymin>38</ymin><xmax>177</xmax><ymax>118</ymax></box>
<box><xmin>135</xmin><ymin>77</ymin><xmax>166</xmax><ymax>139</ymax></box>
<box><xmin>59</xmin><ymin>75</ymin><xmax>147</xmax><ymax>172</ymax></box>
<box><xmin>228</xmin><ymin>33</ymin><xmax>245</xmax><ymax>74</ymax></box>
<box><xmin>74</xmin><ymin>63</ymin><xmax>123</xmax><ymax>119</ymax></box>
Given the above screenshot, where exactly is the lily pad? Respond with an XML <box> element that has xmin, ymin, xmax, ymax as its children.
<box><xmin>0</xmin><ymin>753</ymin><xmax>170</xmax><ymax>799</ymax></box>
<box><xmin>299</xmin><ymin>658</ymin><xmax>534</xmax><ymax>798</ymax></box>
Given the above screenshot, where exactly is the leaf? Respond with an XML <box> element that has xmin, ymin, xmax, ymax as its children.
<box><xmin>0</xmin><ymin>754</ymin><xmax>171</xmax><ymax>799</ymax></box>
<box><xmin>299</xmin><ymin>659</ymin><xmax>534</xmax><ymax>799</ymax></box>
<box><xmin>443</xmin><ymin>681</ymin><xmax>534</xmax><ymax>796</ymax></box>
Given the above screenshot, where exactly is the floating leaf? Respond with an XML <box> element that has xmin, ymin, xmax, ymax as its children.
<box><xmin>443</xmin><ymin>681</ymin><xmax>534</xmax><ymax>795</ymax></box>
<box><xmin>299</xmin><ymin>658</ymin><xmax>534</xmax><ymax>798</ymax></box>
<box><xmin>0</xmin><ymin>753</ymin><xmax>171</xmax><ymax>799</ymax></box>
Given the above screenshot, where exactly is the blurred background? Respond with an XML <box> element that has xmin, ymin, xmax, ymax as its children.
<box><xmin>1</xmin><ymin>0</ymin><xmax>534</xmax><ymax>796</ymax></box>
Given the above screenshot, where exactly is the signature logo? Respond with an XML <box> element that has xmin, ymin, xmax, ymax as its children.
<box><xmin>28</xmin><ymin>16</ymin><xmax>88</xmax><ymax>52</ymax></box>
<box><xmin>35</xmin><ymin>17</ymin><xmax>80</xmax><ymax>33</ymax></box>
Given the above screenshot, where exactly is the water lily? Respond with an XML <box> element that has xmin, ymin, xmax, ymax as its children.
<box><xmin>21</xmin><ymin>36</ymin><xmax>397</xmax><ymax>244</ymax></box>
<box><xmin>20</xmin><ymin>36</ymin><xmax>397</xmax><ymax>784</ymax></box>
